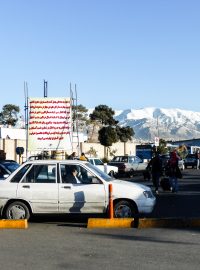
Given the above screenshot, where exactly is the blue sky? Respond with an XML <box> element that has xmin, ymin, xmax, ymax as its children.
<box><xmin>0</xmin><ymin>0</ymin><xmax>200</xmax><ymax>113</ymax></box>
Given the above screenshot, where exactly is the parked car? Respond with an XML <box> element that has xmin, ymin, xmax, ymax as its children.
<box><xmin>108</xmin><ymin>155</ymin><xmax>148</xmax><ymax>177</ymax></box>
<box><xmin>0</xmin><ymin>160</ymin><xmax>20</xmax><ymax>180</ymax></box>
<box><xmin>0</xmin><ymin>160</ymin><xmax>156</xmax><ymax>220</ymax></box>
<box><xmin>88</xmin><ymin>157</ymin><xmax>118</xmax><ymax>177</ymax></box>
<box><xmin>184</xmin><ymin>154</ymin><xmax>198</xmax><ymax>169</ymax></box>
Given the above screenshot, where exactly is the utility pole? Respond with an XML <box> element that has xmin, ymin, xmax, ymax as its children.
<box><xmin>70</xmin><ymin>83</ymin><xmax>80</xmax><ymax>156</ymax></box>
<box><xmin>157</xmin><ymin>116</ymin><xmax>159</xmax><ymax>137</ymax></box>
<box><xmin>24</xmin><ymin>81</ymin><xmax>29</xmax><ymax>160</ymax></box>
<box><xmin>44</xmin><ymin>80</ymin><xmax>48</xmax><ymax>97</ymax></box>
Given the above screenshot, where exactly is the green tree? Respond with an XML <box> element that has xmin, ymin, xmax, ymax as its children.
<box><xmin>0</xmin><ymin>104</ymin><xmax>20</xmax><ymax>126</ymax></box>
<box><xmin>89</xmin><ymin>105</ymin><xmax>118</xmax><ymax>125</ymax></box>
<box><xmin>116</xmin><ymin>126</ymin><xmax>134</xmax><ymax>142</ymax></box>
<box><xmin>72</xmin><ymin>104</ymin><xmax>88</xmax><ymax>131</ymax></box>
<box><xmin>98</xmin><ymin>126</ymin><xmax>119</xmax><ymax>147</ymax></box>
<box><xmin>72</xmin><ymin>104</ymin><xmax>88</xmax><ymax>122</ymax></box>
<box><xmin>89</xmin><ymin>104</ymin><xmax>135</xmax><ymax>155</ymax></box>
<box><xmin>86</xmin><ymin>147</ymin><xmax>98</xmax><ymax>157</ymax></box>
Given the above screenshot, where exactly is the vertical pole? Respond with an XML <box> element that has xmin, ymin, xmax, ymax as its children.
<box><xmin>75</xmin><ymin>84</ymin><xmax>80</xmax><ymax>156</ymax></box>
<box><xmin>14</xmin><ymin>139</ymin><xmax>17</xmax><ymax>162</ymax></box>
<box><xmin>157</xmin><ymin>116</ymin><xmax>159</xmax><ymax>137</ymax></box>
<box><xmin>24</xmin><ymin>82</ymin><xmax>29</xmax><ymax>160</ymax></box>
<box><xmin>109</xmin><ymin>183</ymin><xmax>114</xmax><ymax>219</ymax></box>
<box><xmin>44</xmin><ymin>80</ymin><xmax>48</xmax><ymax>97</ymax></box>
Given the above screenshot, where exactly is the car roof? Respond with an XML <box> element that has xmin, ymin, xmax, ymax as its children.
<box><xmin>24</xmin><ymin>160</ymin><xmax>88</xmax><ymax>165</ymax></box>
<box><xmin>113</xmin><ymin>155</ymin><xmax>135</xmax><ymax>157</ymax></box>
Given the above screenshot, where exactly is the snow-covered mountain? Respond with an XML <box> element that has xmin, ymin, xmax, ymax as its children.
<box><xmin>114</xmin><ymin>107</ymin><xmax>200</xmax><ymax>142</ymax></box>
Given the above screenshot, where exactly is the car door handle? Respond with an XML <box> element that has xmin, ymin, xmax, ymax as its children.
<box><xmin>62</xmin><ymin>186</ymin><xmax>71</xmax><ymax>189</ymax></box>
<box><xmin>22</xmin><ymin>185</ymin><xmax>30</xmax><ymax>188</ymax></box>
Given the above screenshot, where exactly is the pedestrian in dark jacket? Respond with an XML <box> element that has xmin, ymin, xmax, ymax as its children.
<box><xmin>67</xmin><ymin>152</ymin><xmax>77</xmax><ymax>160</ymax></box>
<box><xmin>166</xmin><ymin>151</ymin><xmax>180</xmax><ymax>193</ymax></box>
<box><xmin>147</xmin><ymin>151</ymin><xmax>163</xmax><ymax>194</ymax></box>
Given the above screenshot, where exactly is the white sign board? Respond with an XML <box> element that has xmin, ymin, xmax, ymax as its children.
<box><xmin>28</xmin><ymin>97</ymin><xmax>72</xmax><ymax>151</ymax></box>
<box><xmin>154</xmin><ymin>137</ymin><xmax>160</xmax><ymax>147</ymax></box>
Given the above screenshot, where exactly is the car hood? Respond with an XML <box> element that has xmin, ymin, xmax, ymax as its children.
<box><xmin>109</xmin><ymin>179</ymin><xmax>153</xmax><ymax>200</ymax></box>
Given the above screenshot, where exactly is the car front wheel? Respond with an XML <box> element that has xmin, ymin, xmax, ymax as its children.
<box><xmin>4</xmin><ymin>201</ymin><xmax>30</xmax><ymax>220</ymax></box>
<box><xmin>114</xmin><ymin>200</ymin><xmax>137</xmax><ymax>218</ymax></box>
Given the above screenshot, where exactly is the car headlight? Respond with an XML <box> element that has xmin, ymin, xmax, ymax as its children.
<box><xmin>143</xmin><ymin>190</ymin><xmax>154</xmax><ymax>198</ymax></box>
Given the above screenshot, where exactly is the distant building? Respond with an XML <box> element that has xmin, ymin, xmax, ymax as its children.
<box><xmin>168</xmin><ymin>138</ymin><xmax>200</xmax><ymax>153</ymax></box>
<box><xmin>0</xmin><ymin>127</ymin><xmax>26</xmax><ymax>140</ymax></box>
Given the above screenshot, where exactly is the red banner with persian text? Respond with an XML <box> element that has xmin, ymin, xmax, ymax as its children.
<box><xmin>28</xmin><ymin>97</ymin><xmax>72</xmax><ymax>151</ymax></box>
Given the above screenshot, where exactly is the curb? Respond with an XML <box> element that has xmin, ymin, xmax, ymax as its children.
<box><xmin>87</xmin><ymin>218</ymin><xmax>135</xmax><ymax>228</ymax></box>
<box><xmin>0</xmin><ymin>219</ymin><xmax>28</xmax><ymax>229</ymax></box>
<box><xmin>138</xmin><ymin>217</ymin><xmax>200</xmax><ymax>229</ymax></box>
<box><xmin>87</xmin><ymin>217</ymin><xmax>200</xmax><ymax>229</ymax></box>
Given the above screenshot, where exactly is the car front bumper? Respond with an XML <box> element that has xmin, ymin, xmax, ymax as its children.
<box><xmin>137</xmin><ymin>197</ymin><xmax>156</xmax><ymax>214</ymax></box>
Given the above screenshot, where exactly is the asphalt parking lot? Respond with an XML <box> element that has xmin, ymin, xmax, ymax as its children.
<box><xmin>0</xmin><ymin>222</ymin><xmax>200</xmax><ymax>270</ymax></box>
<box><xmin>130</xmin><ymin>169</ymin><xmax>200</xmax><ymax>219</ymax></box>
<box><xmin>0</xmin><ymin>169</ymin><xmax>200</xmax><ymax>270</ymax></box>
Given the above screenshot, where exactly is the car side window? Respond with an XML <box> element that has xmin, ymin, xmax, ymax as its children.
<box><xmin>60</xmin><ymin>164</ymin><xmax>102</xmax><ymax>184</ymax></box>
<box><xmin>129</xmin><ymin>157</ymin><xmax>135</xmax><ymax>163</ymax></box>
<box><xmin>94</xmin><ymin>159</ymin><xmax>104</xmax><ymax>166</ymax></box>
<box><xmin>135</xmin><ymin>157</ymin><xmax>142</xmax><ymax>163</ymax></box>
<box><xmin>88</xmin><ymin>159</ymin><xmax>93</xmax><ymax>165</ymax></box>
<box><xmin>122</xmin><ymin>157</ymin><xmax>128</xmax><ymax>162</ymax></box>
<box><xmin>22</xmin><ymin>164</ymin><xmax>56</xmax><ymax>183</ymax></box>
<box><xmin>112</xmin><ymin>157</ymin><xmax>120</xmax><ymax>162</ymax></box>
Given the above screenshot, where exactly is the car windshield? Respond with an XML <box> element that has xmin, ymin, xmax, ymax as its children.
<box><xmin>2</xmin><ymin>162</ymin><xmax>20</xmax><ymax>173</ymax></box>
<box><xmin>94</xmin><ymin>159</ymin><xmax>104</xmax><ymax>166</ymax></box>
<box><xmin>111</xmin><ymin>156</ymin><xmax>128</xmax><ymax>162</ymax></box>
<box><xmin>10</xmin><ymin>164</ymin><xmax>32</xmax><ymax>183</ymax></box>
<box><xmin>85</xmin><ymin>162</ymin><xmax>112</xmax><ymax>181</ymax></box>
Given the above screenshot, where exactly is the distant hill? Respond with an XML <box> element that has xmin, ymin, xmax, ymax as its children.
<box><xmin>114</xmin><ymin>107</ymin><xmax>200</xmax><ymax>142</ymax></box>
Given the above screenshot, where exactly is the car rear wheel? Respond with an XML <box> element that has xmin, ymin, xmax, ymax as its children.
<box><xmin>128</xmin><ymin>169</ymin><xmax>135</xmax><ymax>178</ymax></box>
<box><xmin>114</xmin><ymin>200</ymin><xmax>137</xmax><ymax>218</ymax></box>
<box><xmin>4</xmin><ymin>201</ymin><xmax>30</xmax><ymax>220</ymax></box>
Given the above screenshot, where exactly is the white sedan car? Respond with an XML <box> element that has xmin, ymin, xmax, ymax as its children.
<box><xmin>0</xmin><ymin>160</ymin><xmax>156</xmax><ymax>220</ymax></box>
<box><xmin>88</xmin><ymin>157</ymin><xmax>118</xmax><ymax>177</ymax></box>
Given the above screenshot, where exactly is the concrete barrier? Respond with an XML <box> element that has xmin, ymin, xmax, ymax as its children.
<box><xmin>0</xmin><ymin>219</ymin><xmax>28</xmax><ymax>229</ymax></box>
<box><xmin>88</xmin><ymin>217</ymin><xmax>200</xmax><ymax>229</ymax></box>
<box><xmin>138</xmin><ymin>217</ymin><xmax>200</xmax><ymax>229</ymax></box>
<box><xmin>87</xmin><ymin>218</ymin><xmax>135</xmax><ymax>228</ymax></box>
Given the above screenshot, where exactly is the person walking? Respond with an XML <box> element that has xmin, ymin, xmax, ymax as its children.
<box><xmin>166</xmin><ymin>151</ymin><xmax>181</xmax><ymax>193</ymax></box>
<box><xmin>79</xmin><ymin>152</ymin><xmax>88</xmax><ymax>161</ymax></box>
<box><xmin>67</xmin><ymin>152</ymin><xmax>77</xmax><ymax>160</ymax></box>
<box><xmin>196</xmin><ymin>151</ymin><xmax>200</xmax><ymax>169</ymax></box>
<box><xmin>147</xmin><ymin>151</ymin><xmax>163</xmax><ymax>194</ymax></box>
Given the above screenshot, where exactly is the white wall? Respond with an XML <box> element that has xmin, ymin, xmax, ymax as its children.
<box><xmin>0</xmin><ymin>138</ymin><xmax>136</xmax><ymax>162</ymax></box>
<box><xmin>0</xmin><ymin>128</ymin><xmax>26</xmax><ymax>140</ymax></box>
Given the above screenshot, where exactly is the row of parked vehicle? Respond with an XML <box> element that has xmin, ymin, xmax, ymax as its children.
<box><xmin>0</xmin><ymin>152</ymin><xmax>198</xmax><ymax>181</ymax></box>
<box><xmin>107</xmin><ymin>153</ymin><xmax>199</xmax><ymax>178</ymax></box>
